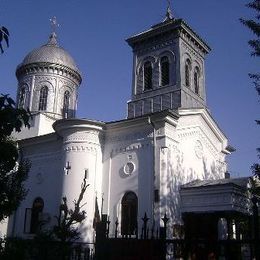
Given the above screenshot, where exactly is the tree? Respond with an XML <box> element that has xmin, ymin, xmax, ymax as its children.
<box><xmin>52</xmin><ymin>175</ymin><xmax>89</xmax><ymax>243</ymax></box>
<box><xmin>0</xmin><ymin>26</ymin><xmax>9</xmax><ymax>54</ymax></box>
<box><xmin>0</xmin><ymin>94</ymin><xmax>31</xmax><ymax>221</ymax></box>
<box><xmin>241</xmin><ymin>1</ymin><xmax>260</xmax><ymax>193</ymax></box>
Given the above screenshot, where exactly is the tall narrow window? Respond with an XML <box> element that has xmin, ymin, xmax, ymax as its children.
<box><xmin>160</xmin><ymin>56</ymin><xmax>170</xmax><ymax>86</ymax></box>
<box><xmin>38</xmin><ymin>86</ymin><xmax>48</xmax><ymax>111</ymax></box>
<box><xmin>121</xmin><ymin>192</ymin><xmax>138</xmax><ymax>236</ymax></box>
<box><xmin>63</xmin><ymin>90</ymin><xmax>70</xmax><ymax>118</ymax></box>
<box><xmin>144</xmin><ymin>61</ymin><xmax>153</xmax><ymax>90</ymax></box>
<box><xmin>18</xmin><ymin>87</ymin><xmax>26</xmax><ymax>108</ymax></box>
<box><xmin>30</xmin><ymin>197</ymin><xmax>44</xmax><ymax>233</ymax></box>
<box><xmin>194</xmin><ymin>67</ymin><xmax>200</xmax><ymax>95</ymax></box>
<box><xmin>185</xmin><ymin>59</ymin><xmax>191</xmax><ymax>87</ymax></box>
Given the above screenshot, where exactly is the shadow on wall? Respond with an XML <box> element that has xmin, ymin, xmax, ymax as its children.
<box><xmin>161</xmin><ymin>149</ymin><xmax>223</xmax><ymax>226</ymax></box>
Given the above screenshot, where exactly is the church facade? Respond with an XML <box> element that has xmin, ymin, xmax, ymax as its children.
<box><xmin>5</xmin><ymin>10</ymin><xmax>233</xmax><ymax>242</ymax></box>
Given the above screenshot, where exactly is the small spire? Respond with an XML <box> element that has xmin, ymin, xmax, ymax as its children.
<box><xmin>164</xmin><ymin>0</ymin><xmax>173</xmax><ymax>21</ymax></box>
<box><xmin>47</xmin><ymin>32</ymin><xmax>58</xmax><ymax>46</ymax></box>
<box><xmin>47</xmin><ymin>16</ymin><xmax>60</xmax><ymax>46</ymax></box>
<box><xmin>50</xmin><ymin>16</ymin><xmax>59</xmax><ymax>34</ymax></box>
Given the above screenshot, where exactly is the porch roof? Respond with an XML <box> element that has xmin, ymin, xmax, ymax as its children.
<box><xmin>180</xmin><ymin>177</ymin><xmax>252</xmax><ymax>215</ymax></box>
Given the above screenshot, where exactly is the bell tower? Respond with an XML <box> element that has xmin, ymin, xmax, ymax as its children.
<box><xmin>126</xmin><ymin>6</ymin><xmax>210</xmax><ymax>118</ymax></box>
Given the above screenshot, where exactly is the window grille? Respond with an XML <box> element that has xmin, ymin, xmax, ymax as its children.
<box><xmin>18</xmin><ymin>87</ymin><xmax>26</xmax><ymax>108</ymax></box>
<box><xmin>160</xmin><ymin>56</ymin><xmax>170</xmax><ymax>86</ymax></box>
<box><xmin>185</xmin><ymin>59</ymin><xmax>191</xmax><ymax>87</ymax></box>
<box><xmin>63</xmin><ymin>90</ymin><xmax>70</xmax><ymax>118</ymax></box>
<box><xmin>144</xmin><ymin>61</ymin><xmax>153</xmax><ymax>90</ymax></box>
<box><xmin>194</xmin><ymin>67</ymin><xmax>200</xmax><ymax>95</ymax></box>
<box><xmin>38</xmin><ymin>86</ymin><xmax>48</xmax><ymax>111</ymax></box>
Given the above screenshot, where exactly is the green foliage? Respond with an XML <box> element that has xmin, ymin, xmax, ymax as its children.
<box><xmin>241</xmin><ymin>1</ymin><xmax>260</xmax><ymax>187</ymax></box>
<box><xmin>0</xmin><ymin>94</ymin><xmax>30</xmax><ymax>139</ymax></box>
<box><xmin>0</xmin><ymin>94</ymin><xmax>31</xmax><ymax>221</ymax></box>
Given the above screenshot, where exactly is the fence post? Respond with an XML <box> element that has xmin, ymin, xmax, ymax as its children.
<box><xmin>161</xmin><ymin>213</ymin><xmax>169</xmax><ymax>240</ymax></box>
<box><xmin>142</xmin><ymin>212</ymin><xmax>149</xmax><ymax>239</ymax></box>
<box><xmin>115</xmin><ymin>218</ymin><xmax>119</xmax><ymax>238</ymax></box>
<box><xmin>106</xmin><ymin>217</ymin><xmax>111</xmax><ymax>238</ymax></box>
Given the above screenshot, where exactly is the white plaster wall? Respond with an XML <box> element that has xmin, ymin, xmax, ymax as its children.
<box><xmin>103</xmin><ymin>122</ymin><xmax>155</xmax><ymax>235</ymax></box>
<box><xmin>160</xmin><ymin>110</ymin><xmax>228</xmax><ymax>228</ymax></box>
<box><xmin>54</xmin><ymin>120</ymin><xmax>104</xmax><ymax>242</ymax></box>
<box><xmin>12</xmin><ymin>113</ymin><xmax>55</xmax><ymax>140</ymax></box>
<box><xmin>7</xmin><ymin>135</ymin><xmax>63</xmax><ymax>238</ymax></box>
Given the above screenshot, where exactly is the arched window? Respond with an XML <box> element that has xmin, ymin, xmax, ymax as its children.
<box><xmin>38</xmin><ymin>86</ymin><xmax>48</xmax><ymax>111</ymax></box>
<box><xmin>160</xmin><ymin>56</ymin><xmax>170</xmax><ymax>86</ymax></box>
<box><xmin>18</xmin><ymin>87</ymin><xmax>26</xmax><ymax>108</ymax></box>
<box><xmin>185</xmin><ymin>59</ymin><xmax>191</xmax><ymax>87</ymax></box>
<box><xmin>121</xmin><ymin>192</ymin><xmax>138</xmax><ymax>236</ymax></box>
<box><xmin>30</xmin><ymin>197</ymin><xmax>44</xmax><ymax>233</ymax></box>
<box><xmin>143</xmin><ymin>61</ymin><xmax>153</xmax><ymax>90</ymax></box>
<box><xmin>63</xmin><ymin>90</ymin><xmax>70</xmax><ymax>118</ymax></box>
<box><xmin>194</xmin><ymin>67</ymin><xmax>200</xmax><ymax>95</ymax></box>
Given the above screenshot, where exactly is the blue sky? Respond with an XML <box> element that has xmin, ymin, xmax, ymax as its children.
<box><xmin>0</xmin><ymin>0</ymin><xmax>259</xmax><ymax>177</ymax></box>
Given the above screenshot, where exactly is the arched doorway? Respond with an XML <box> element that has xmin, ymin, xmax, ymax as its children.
<box><xmin>121</xmin><ymin>191</ymin><xmax>138</xmax><ymax>236</ymax></box>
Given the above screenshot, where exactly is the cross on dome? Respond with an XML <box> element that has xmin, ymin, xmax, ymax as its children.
<box><xmin>165</xmin><ymin>0</ymin><xmax>173</xmax><ymax>21</ymax></box>
<box><xmin>50</xmin><ymin>16</ymin><xmax>59</xmax><ymax>34</ymax></box>
<box><xmin>47</xmin><ymin>16</ymin><xmax>59</xmax><ymax>46</ymax></box>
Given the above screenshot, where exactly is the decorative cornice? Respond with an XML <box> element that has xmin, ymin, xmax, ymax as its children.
<box><xmin>64</xmin><ymin>145</ymin><xmax>99</xmax><ymax>153</ymax></box>
<box><xmin>16</xmin><ymin>62</ymin><xmax>82</xmax><ymax>85</ymax></box>
<box><xmin>178</xmin><ymin>108</ymin><xmax>228</xmax><ymax>146</ymax></box>
<box><xmin>127</xmin><ymin>19</ymin><xmax>210</xmax><ymax>55</ymax></box>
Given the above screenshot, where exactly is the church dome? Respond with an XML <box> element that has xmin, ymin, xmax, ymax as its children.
<box><xmin>18</xmin><ymin>33</ymin><xmax>80</xmax><ymax>74</ymax></box>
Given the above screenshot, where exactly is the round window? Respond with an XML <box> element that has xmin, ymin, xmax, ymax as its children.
<box><xmin>124</xmin><ymin>162</ymin><xmax>135</xmax><ymax>175</ymax></box>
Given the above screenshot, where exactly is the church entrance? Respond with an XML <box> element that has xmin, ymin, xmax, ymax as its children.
<box><xmin>121</xmin><ymin>191</ymin><xmax>138</xmax><ymax>236</ymax></box>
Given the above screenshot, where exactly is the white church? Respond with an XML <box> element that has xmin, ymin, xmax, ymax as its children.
<box><xmin>3</xmin><ymin>8</ymin><xmax>243</xmax><ymax>243</ymax></box>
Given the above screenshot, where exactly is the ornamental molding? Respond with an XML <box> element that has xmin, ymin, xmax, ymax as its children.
<box><xmin>182</xmin><ymin>193</ymin><xmax>230</xmax><ymax>206</ymax></box>
<box><xmin>177</xmin><ymin>126</ymin><xmax>218</xmax><ymax>158</ymax></box>
<box><xmin>181</xmin><ymin>41</ymin><xmax>203</xmax><ymax>63</ymax></box>
<box><xmin>19</xmin><ymin>78</ymin><xmax>32</xmax><ymax>88</ymax></box>
<box><xmin>58</xmin><ymin>81</ymin><xmax>75</xmax><ymax>93</ymax></box>
<box><xmin>64</xmin><ymin>145</ymin><xmax>98</xmax><ymax>153</ymax></box>
<box><xmin>16</xmin><ymin>63</ymin><xmax>81</xmax><ymax>85</ymax></box>
<box><xmin>136</xmin><ymin>39</ymin><xmax>175</xmax><ymax>56</ymax></box>
<box><xmin>194</xmin><ymin>140</ymin><xmax>204</xmax><ymax>159</ymax></box>
<box><xmin>107</xmin><ymin>128</ymin><xmax>164</xmax><ymax>144</ymax></box>
<box><xmin>111</xmin><ymin>142</ymin><xmax>150</xmax><ymax>155</ymax></box>
<box><xmin>34</xmin><ymin>75</ymin><xmax>57</xmax><ymax>82</ymax></box>
<box><xmin>107</xmin><ymin>131</ymin><xmax>147</xmax><ymax>143</ymax></box>
<box><xmin>64</xmin><ymin>131</ymin><xmax>102</xmax><ymax>145</ymax></box>
<box><xmin>164</xmin><ymin>123</ymin><xmax>177</xmax><ymax>141</ymax></box>
<box><xmin>181</xmin><ymin>35</ymin><xmax>205</xmax><ymax>59</ymax></box>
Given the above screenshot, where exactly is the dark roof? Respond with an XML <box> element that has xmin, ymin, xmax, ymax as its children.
<box><xmin>181</xmin><ymin>177</ymin><xmax>250</xmax><ymax>190</ymax></box>
<box><xmin>126</xmin><ymin>18</ymin><xmax>210</xmax><ymax>54</ymax></box>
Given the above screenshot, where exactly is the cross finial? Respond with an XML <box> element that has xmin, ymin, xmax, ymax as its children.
<box><xmin>50</xmin><ymin>16</ymin><xmax>59</xmax><ymax>34</ymax></box>
<box><xmin>165</xmin><ymin>0</ymin><xmax>173</xmax><ymax>21</ymax></box>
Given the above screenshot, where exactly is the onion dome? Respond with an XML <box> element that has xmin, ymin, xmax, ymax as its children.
<box><xmin>16</xmin><ymin>33</ymin><xmax>81</xmax><ymax>84</ymax></box>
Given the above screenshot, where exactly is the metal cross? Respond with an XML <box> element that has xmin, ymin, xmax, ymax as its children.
<box><xmin>64</xmin><ymin>161</ymin><xmax>71</xmax><ymax>175</ymax></box>
<box><xmin>50</xmin><ymin>16</ymin><xmax>59</xmax><ymax>34</ymax></box>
